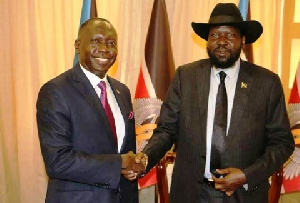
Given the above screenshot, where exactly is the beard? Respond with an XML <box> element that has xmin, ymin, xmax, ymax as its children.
<box><xmin>207</xmin><ymin>44</ymin><xmax>242</xmax><ymax>69</ymax></box>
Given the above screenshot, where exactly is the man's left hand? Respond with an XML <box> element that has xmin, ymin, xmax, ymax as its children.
<box><xmin>213</xmin><ymin>167</ymin><xmax>247</xmax><ymax>196</ymax></box>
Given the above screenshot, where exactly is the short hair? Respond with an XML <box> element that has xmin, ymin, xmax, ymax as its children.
<box><xmin>77</xmin><ymin>18</ymin><xmax>117</xmax><ymax>37</ymax></box>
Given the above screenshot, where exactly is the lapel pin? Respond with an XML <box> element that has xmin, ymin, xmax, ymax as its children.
<box><xmin>241</xmin><ymin>82</ymin><xmax>248</xmax><ymax>89</ymax></box>
<box><xmin>116</xmin><ymin>89</ymin><xmax>120</xmax><ymax>94</ymax></box>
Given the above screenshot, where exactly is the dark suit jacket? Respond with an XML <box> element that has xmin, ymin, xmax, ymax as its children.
<box><xmin>36</xmin><ymin>64</ymin><xmax>138</xmax><ymax>203</ymax></box>
<box><xmin>143</xmin><ymin>59</ymin><xmax>294</xmax><ymax>203</ymax></box>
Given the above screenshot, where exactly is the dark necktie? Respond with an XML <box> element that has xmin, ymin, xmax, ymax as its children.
<box><xmin>98</xmin><ymin>81</ymin><xmax>118</xmax><ymax>145</ymax></box>
<box><xmin>210</xmin><ymin>71</ymin><xmax>227</xmax><ymax>176</ymax></box>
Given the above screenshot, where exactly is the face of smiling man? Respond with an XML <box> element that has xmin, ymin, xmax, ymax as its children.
<box><xmin>75</xmin><ymin>19</ymin><xmax>118</xmax><ymax>78</ymax></box>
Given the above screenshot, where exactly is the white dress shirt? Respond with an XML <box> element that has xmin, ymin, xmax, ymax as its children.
<box><xmin>81</xmin><ymin>66</ymin><xmax>125</xmax><ymax>153</ymax></box>
<box><xmin>204</xmin><ymin>59</ymin><xmax>240</xmax><ymax>179</ymax></box>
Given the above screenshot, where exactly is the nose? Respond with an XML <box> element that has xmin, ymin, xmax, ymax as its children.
<box><xmin>217</xmin><ymin>36</ymin><xmax>228</xmax><ymax>45</ymax></box>
<box><xmin>98</xmin><ymin>43</ymin><xmax>108</xmax><ymax>52</ymax></box>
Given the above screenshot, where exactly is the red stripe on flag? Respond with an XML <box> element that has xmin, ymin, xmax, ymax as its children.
<box><xmin>138</xmin><ymin>168</ymin><xmax>157</xmax><ymax>189</ymax></box>
<box><xmin>282</xmin><ymin>176</ymin><xmax>300</xmax><ymax>193</ymax></box>
<box><xmin>135</xmin><ymin>66</ymin><xmax>150</xmax><ymax>99</ymax></box>
<box><xmin>289</xmin><ymin>76</ymin><xmax>300</xmax><ymax>103</ymax></box>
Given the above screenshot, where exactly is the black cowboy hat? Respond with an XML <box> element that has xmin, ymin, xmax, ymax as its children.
<box><xmin>191</xmin><ymin>3</ymin><xmax>263</xmax><ymax>44</ymax></box>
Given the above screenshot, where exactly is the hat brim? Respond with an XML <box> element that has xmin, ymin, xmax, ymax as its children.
<box><xmin>191</xmin><ymin>20</ymin><xmax>263</xmax><ymax>44</ymax></box>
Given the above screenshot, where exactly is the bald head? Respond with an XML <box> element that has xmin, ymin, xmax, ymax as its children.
<box><xmin>74</xmin><ymin>17</ymin><xmax>118</xmax><ymax>78</ymax></box>
<box><xmin>77</xmin><ymin>18</ymin><xmax>117</xmax><ymax>39</ymax></box>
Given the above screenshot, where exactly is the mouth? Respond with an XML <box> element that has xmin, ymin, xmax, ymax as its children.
<box><xmin>94</xmin><ymin>57</ymin><xmax>109</xmax><ymax>63</ymax></box>
<box><xmin>90</xmin><ymin>55</ymin><xmax>116</xmax><ymax>72</ymax></box>
<box><xmin>214</xmin><ymin>49</ymin><xmax>231</xmax><ymax>59</ymax></box>
<box><xmin>215</xmin><ymin>48</ymin><xmax>229</xmax><ymax>54</ymax></box>
<box><xmin>91</xmin><ymin>56</ymin><xmax>114</xmax><ymax>67</ymax></box>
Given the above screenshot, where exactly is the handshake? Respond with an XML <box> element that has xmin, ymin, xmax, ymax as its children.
<box><xmin>121</xmin><ymin>151</ymin><xmax>148</xmax><ymax>181</ymax></box>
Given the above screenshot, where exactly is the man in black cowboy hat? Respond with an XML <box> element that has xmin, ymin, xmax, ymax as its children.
<box><xmin>135</xmin><ymin>3</ymin><xmax>294</xmax><ymax>203</ymax></box>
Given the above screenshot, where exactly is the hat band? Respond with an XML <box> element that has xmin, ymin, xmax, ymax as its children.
<box><xmin>209</xmin><ymin>15</ymin><xmax>243</xmax><ymax>24</ymax></box>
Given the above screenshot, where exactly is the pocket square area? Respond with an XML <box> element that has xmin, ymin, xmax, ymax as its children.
<box><xmin>128</xmin><ymin>111</ymin><xmax>134</xmax><ymax>119</ymax></box>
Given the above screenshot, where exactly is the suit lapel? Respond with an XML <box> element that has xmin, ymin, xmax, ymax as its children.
<box><xmin>196</xmin><ymin>60</ymin><xmax>211</xmax><ymax>149</ymax></box>
<box><xmin>225</xmin><ymin>60</ymin><xmax>254</xmax><ymax>151</ymax></box>
<box><xmin>70</xmin><ymin>64</ymin><xmax>117</xmax><ymax>147</ymax></box>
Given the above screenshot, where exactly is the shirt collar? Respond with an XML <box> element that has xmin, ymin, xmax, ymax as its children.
<box><xmin>212</xmin><ymin>58</ymin><xmax>240</xmax><ymax>80</ymax></box>
<box><xmin>80</xmin><ymin>64</ymin><xmax>108</xmax><ymax>88</ymax></box>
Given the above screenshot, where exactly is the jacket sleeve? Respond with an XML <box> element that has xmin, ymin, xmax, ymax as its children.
<box><xmin>143</xmin><ymin>68</ymin><xmax>181</xmax><ymax>170</ymax></box>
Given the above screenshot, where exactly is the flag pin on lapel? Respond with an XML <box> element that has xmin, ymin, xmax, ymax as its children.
<box><xmin>241</xmin><ymin>82</ymin><xmax>248</xmax><ymax>88</ymax></box>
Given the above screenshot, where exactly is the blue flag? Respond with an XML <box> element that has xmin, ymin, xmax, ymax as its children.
<box><xmin>238</xmin><ymin>0</ymin><xmax>249</xmax><ymax>21</ymax></box>
<box><xmin>73</xmin><ymin>0</ymin><xmax>98</xmax><ymax>66</ymax></box>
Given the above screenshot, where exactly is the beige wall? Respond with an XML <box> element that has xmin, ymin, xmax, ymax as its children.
<box><xmin>0</xmin><ymin>0</ymin><xmax>299</xmax><ymax>202</ymax></box>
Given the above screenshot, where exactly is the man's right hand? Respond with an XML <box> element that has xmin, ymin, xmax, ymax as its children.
<box><xmin>121</xmin><ymin>151</ymin><xmax>145</xmax><ymax>181</ymax></box>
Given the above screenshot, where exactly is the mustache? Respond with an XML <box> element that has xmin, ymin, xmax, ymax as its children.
<box><xmin>214</xmin><ymin>45</ymin><xmax>230</xmax><ymax>52</ymax></box>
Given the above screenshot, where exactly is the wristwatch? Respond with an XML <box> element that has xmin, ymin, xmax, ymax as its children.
<box><xmin>143</xmin><ymin>153</ymin><xmax>148</xmax><ymax>169</ymax></box>
<box><xmin>139</xmin><ymin>153</ymin><xmax>148</xmax><ymax>178</ymax></box>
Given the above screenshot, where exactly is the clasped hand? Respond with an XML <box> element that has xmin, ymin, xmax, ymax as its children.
<box><xmin>213</xmin><ymin>167</ymin><xmax>247</xmax><ymax>196</ymax></box>
<box><xmin>121</xmin><ymin>151</ymin><xmax>147</xmax><ymax>181</ymax></box>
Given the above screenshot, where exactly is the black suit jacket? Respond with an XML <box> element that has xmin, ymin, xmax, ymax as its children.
<box><xmin>36</xmin><ymin>64</ymin><xmax>138</xmax><ymax>203</ymax></box>
<box><xmin>143</xmin><ymin>59</ymin><xmax>294</xmax><ymax>203</ymax></box>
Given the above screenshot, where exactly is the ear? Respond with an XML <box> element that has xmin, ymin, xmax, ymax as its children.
<box><xmin>74</xmin><ymin>39</ymin><xmax>80</xmax><ymax>54</ymax></box>
<box><xmin>242</xmin><ymin>36</ymin><xmax>246</xmax><ymax>47</ymax></box>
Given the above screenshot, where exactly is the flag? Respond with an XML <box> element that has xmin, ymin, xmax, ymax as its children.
<box><xmin>238</xmin><ymin>0</ymin><xmax>254</xmax><ymax>63</ymax></box>
<box><xmin>73</xmin><ymin>0</ymin><xmax>98</xmax><ymax>65</ymax></box>
<box><xmin>281</xmin><ymin>59</ymin><xmax>300</xmax><ymax>194</ymax></box>
<box><xmin>134</xmin><ymin>0</ymin><xmax>175</xmax><ymax>189</ymax></box>
<box><xmin>238</xmin><ymin>0</ymin><xmax>249</xmax><ymax>20</ymax></box>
